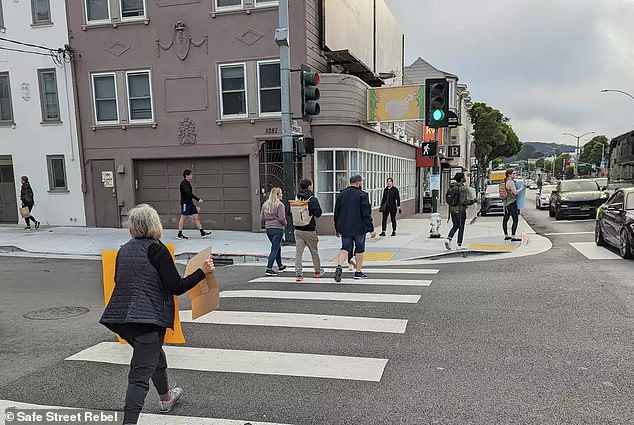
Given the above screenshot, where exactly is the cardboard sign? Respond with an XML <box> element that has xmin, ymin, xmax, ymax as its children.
<box><xmin>101</xmin><ymin>243</ymin><xmax>186</xmax><ymax>345</ymax></box>
<box><xmin>185</xmin><ymin>246</ymin><xmax>219</xmax><ymax>320</ymax></box>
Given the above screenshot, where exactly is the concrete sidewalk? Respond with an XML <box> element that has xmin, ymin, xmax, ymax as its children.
<box><xmin>0</xmin><ymin>211</ymin><xmax>551</xmax><ymax>264</ymax></box>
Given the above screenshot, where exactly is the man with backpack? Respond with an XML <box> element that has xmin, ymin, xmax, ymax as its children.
<box><xmin>444</xmin><ymin>172</ymin><xmax>477</xmax><ymax>250</ymax></box>
<box><xmin>291</xmin><ymin>178</ymin><xmax>325</xmax><ymax>282</ymax></box>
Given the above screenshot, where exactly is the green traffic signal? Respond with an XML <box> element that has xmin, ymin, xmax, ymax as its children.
<box><xmin>432</xmin><ymin>109</ymin><xmax>445</xmax><ymax>121</ymax></box>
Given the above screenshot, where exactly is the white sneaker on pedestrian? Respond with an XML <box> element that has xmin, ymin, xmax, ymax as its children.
<box><xmin>457</xmin><ymin>245</ymin><xmax>466</xmax><ymax>251</ymax></box>
<box><xmin>444</xmin><ymin>239</ymin><xmax>451</xmax><ymax>250</ymax></box>
<box><xmin>159</xmin><ymin>388</ymin><xmax>183</xmax><ymax>413</ymax></box>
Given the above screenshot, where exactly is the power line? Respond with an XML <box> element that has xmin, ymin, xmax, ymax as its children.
<box><xmin>0</xmin><ymin>36</ymin><xmax>56</xmax><ymax>52</ymax></box>
<box><xmin>0</xmin><ymin>45</ymin><xmax>53</xmax><ymax>57</ymax></box>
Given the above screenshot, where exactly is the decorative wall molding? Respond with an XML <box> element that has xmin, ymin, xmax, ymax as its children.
<box><xmin>105</xmin><ymin>41</ymin><xmax>131</xmax><ymax>57</ymax></box>
<box><xmin>178</xmin><ymin>117</ymin><xmax>197</xmax><ymax>145</ymax></box>
<box><xmin>157</xmin><ymin>21</ymin><xmax>207</xmax><ymax>60</ymax></box>
<box><xmin>235</xmin><ymin>28</ymin><xmax>264</xmax><ymax>46</ymax></box>
<box><xmin>20</xmin><ymin>83</ymin><xmax>30</xmax><ymax>101</ymax></box>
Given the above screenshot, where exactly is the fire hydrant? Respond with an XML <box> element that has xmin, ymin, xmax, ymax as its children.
<box><xmin>429</xmin><ymin>212</ymin><xmax>442</xmax><ymax>238</ymax></box>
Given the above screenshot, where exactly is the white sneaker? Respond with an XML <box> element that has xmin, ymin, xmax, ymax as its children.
<box><xmin>457</xmin><ymin>245</ymin><xmax>466</xmax><ymax>251</ymax></box>
<box><xmin>444</xmin><ymin>239</ymin><xmax>451</xmax><ymax>250</ymax></box>
<box><xmin>159</xmin><ymin>388</ymin><xmax>183</xmax><ymax>413</ymax></box>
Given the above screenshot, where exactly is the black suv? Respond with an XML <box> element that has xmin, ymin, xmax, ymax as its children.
<box><xmin>549</xmin><ymin>179</ymin><xmax>608</xmax><ymax>220</ymax></box>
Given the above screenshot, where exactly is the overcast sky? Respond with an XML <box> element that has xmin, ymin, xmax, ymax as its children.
<box><xmin>385</xmin><ymin>0</ymin><xmax>634</xmax><ymax>145</ymax></box>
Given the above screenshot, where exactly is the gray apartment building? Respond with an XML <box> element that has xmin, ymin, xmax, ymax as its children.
<box><xmin>67</xmin><ymin>0</ymin><xmax>422</xmax><ymax>233</ymax></box>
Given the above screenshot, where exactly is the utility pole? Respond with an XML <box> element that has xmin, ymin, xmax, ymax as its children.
<box><xmin>275</xmin><ymin>0</ymin><xmax>295</xmax><ymax>244</ymax></box>
<box><xmin>563</xmin><ymin>131</ymin><xmax>595</xmax><ymax>179</ymax></box>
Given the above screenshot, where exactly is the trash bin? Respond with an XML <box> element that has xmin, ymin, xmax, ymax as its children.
<box><xmin>422</xmin><ymin>196</ymin><xmax>433</xmax><ymax>213</ymax></box>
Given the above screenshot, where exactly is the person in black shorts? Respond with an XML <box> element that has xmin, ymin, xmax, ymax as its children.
<box><xmin>177</xmin><ymin>169</ymin><xmax>211</xmax><ymax>239</ymax></box>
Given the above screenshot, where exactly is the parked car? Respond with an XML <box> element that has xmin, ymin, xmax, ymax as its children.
<box><xmin>528</xmin><ymin>182</ymin><xmax>539</xmax><ymax>190</ymax></box>
<box><xmin>593</xmin><ymin>177</ymin><xmax>608</xmax><ymax>191</ymax></box>
<box><xmin>595</xmin><ymin>187</ymin><xmax>634</xmax><ymax>258</ymax></box>
<box><xmin>536</xmin><ymin>184</ymin><xmax>557</xmax><ymax>210</ymax></box>
<box><xmin>549</xmin><ymin>179</ymin><xmax>608</xmax><ymax>220</ymax></box>
<box><xmin>480</xmin><ymin>184</ymin><xmax>505</xmax><ymax>216</ymax></box>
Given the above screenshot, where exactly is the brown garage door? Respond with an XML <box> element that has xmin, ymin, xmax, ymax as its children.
<box><xmin>135</xmin><ymin>157</ymin><xmax>251</xmax><ymax>231</ymax></box>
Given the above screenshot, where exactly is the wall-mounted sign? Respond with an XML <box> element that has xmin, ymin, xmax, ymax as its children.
<box><xmin>368</xmin><ymin>85</ymin><xmax>424</xmax><ymax>122</ymax></box>
<box><xmin>102</xmin><ymin>171</ymin><xmax>114</xmax><ymax>188</ymax></box>
<box><xmin>448</xmin><ymin>145</ymin><xmax>461</xmax><ymax>157</ymax></box>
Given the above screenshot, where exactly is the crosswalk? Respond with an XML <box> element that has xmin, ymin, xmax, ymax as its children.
<box><xmin>569</xmin><ymin>242</ymin><xmax>624</xmax><ymax>260</ymax></box>
<box><xmin>5</xmin><ymin>265</ymin><xmax>440</xmax><ymax>424</ymax></box>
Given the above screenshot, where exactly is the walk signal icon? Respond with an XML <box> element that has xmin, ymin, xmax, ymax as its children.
<box><xmin>421</xmin><ymin>142</ymin><xmax>437</xmax><ymax>156</ymax></box>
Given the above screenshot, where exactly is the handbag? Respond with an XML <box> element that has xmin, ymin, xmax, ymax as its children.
<box><xmin>20</xmin><ymin>206</ymin><xmax>31</xmax><ymax>218</ymax></box>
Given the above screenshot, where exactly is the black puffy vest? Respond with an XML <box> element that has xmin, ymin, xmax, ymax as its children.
<box><xmin>100</xmin><ymin>238</ymin><xmax>174</xmax><ymax>329</ymax></box>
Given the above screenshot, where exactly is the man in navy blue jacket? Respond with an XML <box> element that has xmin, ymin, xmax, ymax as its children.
<box><xmin>333</xmin><ymin>174</ymin><xmax>376</xmax><ymax>281</ymax></box>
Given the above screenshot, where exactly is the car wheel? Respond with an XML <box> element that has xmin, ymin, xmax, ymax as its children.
<box><xmin>535</xmin><ymin>201</ymin><xmax>540</xmax><ymax>209</ymax></box>
<box><xmin>595</xmin><ymin>221</ymin><xmax>606</xmax><ymax>246</ymax></box>
<box><xmin>549</xmin><ymin>207</ymin><xmax>555</xmax><ymax>217</ymax></box>
<box><xmin>555</xmin><ymin>207</ymin><xmax>564</xmax><ymax>221</ymax></box>
<box><xmin>619</xmin><ymin>229</ymin><xmax>632</xmax><ymax>259</ymax></box>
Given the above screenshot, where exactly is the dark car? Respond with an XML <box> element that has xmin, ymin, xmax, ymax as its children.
<box><xmin>595</xmin><ymin>188</ymin><xmax>634</xmax><ymax>258</ymax></box>
<box><xmin>549</xmin><ymin>179</ymin><xmax>608</xmax><ymax>220</ymax></box>
<box><xmin>480</xmin><ymin>184</ymin><xmax>504</xmax><ymax>216</ymax></box>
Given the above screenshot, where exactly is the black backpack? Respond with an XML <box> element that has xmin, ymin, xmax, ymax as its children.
<box><xmin>445</xmin><ymin>185</ymin><xmax>461</xmax><ymax>207</ymax></box>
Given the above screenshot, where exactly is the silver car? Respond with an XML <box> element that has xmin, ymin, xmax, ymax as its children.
<box><xmin>536</xmin><ymin>184</ymin><xmax>556</xmax><ymax>210</ymax></box>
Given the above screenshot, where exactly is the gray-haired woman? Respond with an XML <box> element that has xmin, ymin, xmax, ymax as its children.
<box><xmin>100</xmin><ymin>204</ymin><xmax>214</xmax><ymax>424</ymax></box>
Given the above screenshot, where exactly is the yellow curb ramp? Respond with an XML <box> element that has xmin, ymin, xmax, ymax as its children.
<box><xmin>330</xmin><ymin>251</ymin><xmax>395</xmax><ymax>262</ymax></box>
<box><xmin>467</xmin><ymin>243</ymin><xmax>519</xmax><ymax>251</ymax></box>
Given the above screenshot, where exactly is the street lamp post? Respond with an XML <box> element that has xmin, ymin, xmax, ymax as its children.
<box><xmin>563</xmin><ymin>131</ymin><xmax>595</xmax><ymax>178</ymax></box>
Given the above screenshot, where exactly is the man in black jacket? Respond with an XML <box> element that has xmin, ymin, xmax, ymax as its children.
<box><xmin>177</xmin><ymin>169</ymin><xmax>211</xmax><ymax>239</ymax></box>
<box><xmin>333</xmin><ymin>174</ymin><xmax>376</xmax><ymax>281</ymax></box>
<box><xmin>294</xmin><ymin>178</ymin><xmax>325</xmax><ymax>281</ymax></box>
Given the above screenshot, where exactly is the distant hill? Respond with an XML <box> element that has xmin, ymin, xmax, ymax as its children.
<box><xmin>503</xmin><ymin>141</ymin><xmax>576</xmax><ymax>162</ymax></box>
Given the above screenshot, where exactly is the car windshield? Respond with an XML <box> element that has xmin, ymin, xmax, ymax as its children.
<box><xmin>541</xmin><ymin>185</ymin><xmax>556</xmax><ymax>194</ymax></box>
<box><xmin>485</xmin><ymin>185</ymin><xmax>499</xmax><ymax>195</ymax></box>
<box><xmin>560</xmin><ymin>181</ymin><xmax>599</xmax><ymax>192</ymax></box>
<box><xmin>627</xmin><ymin>193</ymin><xmax>634</xmax><ymax>210</ymax></box>
<box><xmin>594</xmin><ymin>178</ymin><xmax>607</xmax><ymax>187</ymax></box>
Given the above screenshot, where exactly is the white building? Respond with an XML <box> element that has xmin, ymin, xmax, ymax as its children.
<box><xmin>0</xmin><ymin>0</ymin><xmax>85</xmax><ymax>226</ymax></box>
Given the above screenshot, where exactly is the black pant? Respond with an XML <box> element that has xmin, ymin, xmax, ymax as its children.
<box><xmin>266</xmin><ymin>228</ymin><xmax>284</xmax><ymax>269</ymax></box>
<box><xmin>23</xmin><ymin>202</ymin><xmax>37</xmax><ymax>226</ymax></box>
<box><xmin>503</xmin><ymin>202</ymin><xmax>520</xmax><ymax>236</ymax></box>
<box><xmin>115</xmin><ymin>325</ymin><xmax>169</xmax><ymax>424</ymax></box>
<box><xmin>447</xmin><ymin>211</ymin><xmax>467</xmax><ymax>245</ymax></box>
<box><xmin>381</xmin><ymin>210</ymin><xmax>397</xmax><ymax>233</ymax></box>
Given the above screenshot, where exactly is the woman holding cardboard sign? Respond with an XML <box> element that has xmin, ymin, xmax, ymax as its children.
<box><xmin>100</xmin><ymin>204</ymin><xmax>214</xmax><ymax>424</ymax></box>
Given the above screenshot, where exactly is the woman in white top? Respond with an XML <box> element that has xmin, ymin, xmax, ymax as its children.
<box><xmin>502</xmin><ymin>168</ymin><xmax>525</xmax><ymax>241</ymax></box>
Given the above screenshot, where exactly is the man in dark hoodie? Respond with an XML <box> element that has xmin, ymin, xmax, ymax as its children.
<box><xmin>444</xmin><ymin>172</ymin><xmax>477</xmax><ymax>250</ymax></box>
<box><xmin>333</xmin><ymin>174</ymin><xmax>376</xmax><ymax>281</ymax></box>
<box><xmin>294</xmin><ymin>178</ymin><xmax>325</xmax><ymax>282</ymax></box>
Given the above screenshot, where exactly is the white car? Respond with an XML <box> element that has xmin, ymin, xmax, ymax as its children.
<box><xmin>536</xmin><ymin>185</ymin><xmax>557</xmax><ymax>209</ymax></box>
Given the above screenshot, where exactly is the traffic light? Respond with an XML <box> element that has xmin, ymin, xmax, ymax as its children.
<box><xmin>425</xmin><ymin>78</ymin><xmax>449</xmax><ymax>128</ymax></box>
<box><xmin>301</xmin><ymin>69</ymin><xmax>320</xmax><ymax>121</ymax></box>
<box><xmin>420</xmin><ymin>142</ymin><xmax>437</xmax><ymax>156</ymax></box>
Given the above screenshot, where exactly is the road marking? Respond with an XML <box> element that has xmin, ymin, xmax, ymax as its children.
<box><xmin>544</xmin><ymin>231</ymin><xmax>594</xmax><ymax>236</ymax></box>
<box><xmin>0</xmin><ymin>400</ymin><xmax>291</xmax><ymax>424</ymax></box>
<box><xmin>279</xmin><ymin>267</ymin><xmax>439</xmax><ymax>275</ymax></box>
<box><xmin>250</xmin><ymin>277</ymin><xmax>431</xmax><ymax>286</ymax></box>
<box><xmin>467</xmin><ymin>243</ymin><xmax>519</xmax><ymax>251</ymax></box>
<box><xmin>220</xmin><ymin>290</ymin><xmax>421</xmax><ymax>304</ymax></box>
<box><xmin>569</xmin><ymin>242</ymin><xmax>622</xmax><ymax>260</ymax></box>
<box><xmin>66</xmin><ymin>342</ymin><xmax>388</xmax><ymax>382</ymax></box>
<box><xmin>179</xmin><ymin>310</ymin><xmax>408</xmax><ymax>333</ymax></box>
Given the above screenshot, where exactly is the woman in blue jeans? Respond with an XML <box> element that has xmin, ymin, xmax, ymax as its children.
<box><xmin>260</xmin><ymin>187</ymin><xmax>287</xmax><ymax>276</ymax></box>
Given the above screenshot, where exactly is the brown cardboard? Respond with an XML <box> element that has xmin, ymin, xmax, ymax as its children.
<box><xmin>185</xmin><ymin>246</ymin><xmax>220</xmax><ymax>320</ymax></box>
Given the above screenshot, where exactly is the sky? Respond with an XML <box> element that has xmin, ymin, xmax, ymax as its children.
<box><xmin>385</xmin><ymin>0</ymin><xmax>634</xmax><ymax>146</ymax></box>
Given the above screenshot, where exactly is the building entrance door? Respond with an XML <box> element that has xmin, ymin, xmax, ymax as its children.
<box><xmin>0</xmin><ymin>156</ymin><xmax>18</xmax><ymax>223</ymax></box>
<box><xmin>91</xmin><ymin>159</ymin><xmax>119</xmax><ymax>227</ymax></box>
<box><xmin>258</xmin><ymin>139</ymin><xmax>303</xmax><ymax>204</ymax></box>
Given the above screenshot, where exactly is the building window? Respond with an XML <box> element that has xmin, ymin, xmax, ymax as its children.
<box><xmin>120</xmin><ymin>0</ymin><xmax>145</xmax><ymax>19</ymax></box>
<box><xmin>92</xmin><ymin>73</ymin><xmax>118</xmax><ymax>123</ymax></box>
<box><xmin>219</xmin><ymin>63</ymin><xmax>247</xmax><ymax>118</ymax></box>
<box><xmin>46</xmin><ymin>155</ymin><xmax>67</xmax><ymax>191</ymax></box>
<box><xmin>255</xmin><ymin>0</ymin><xmax>278</xmax><ymax>6</ymax></box>
<box><xmin>31</xmin><ymin>0</ymin><xmax>51</xmax><ymax>25</ymax></box>
<box><xmin>85</xmin><ymin>0</ymin><xmax>110</xmax><ymax>22</ymax></box>
<box><xmin>315</xmin><ymin>149</ymin><xmax>415</xmax><ymax>213</ymax></box>
<box><xmin>126</xmin><ymin>70</ymin><xmax>153</xmax><ymax>121</ymax></box>
<box><xmin>38</xmin><ymin>69</ymin><xmax>61</xmax><ymax>122</ymax></box>
<box><xmin>0</xmin><ymin>0</ymin><xmax>4</xmax><ymax>28</ymax></box>
<box><xmin>0</xmin><ymin>72</ymin><xmax>13</xmax><ymax>125</ymax></box>
<box><xmin>257</xmin><ymin>61</ymin><xmax>281</xmax><ymax>115</ymax></box>
<box><xmin>216</xmin><ymin>0</ymin><xmax>242</xmax><ymax>10</ymax></box>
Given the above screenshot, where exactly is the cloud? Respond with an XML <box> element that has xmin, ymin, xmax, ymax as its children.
<box><xmin>386</xmin><ymin>0</ymin><xmax>634</xmax><ymax>144</ymax></box>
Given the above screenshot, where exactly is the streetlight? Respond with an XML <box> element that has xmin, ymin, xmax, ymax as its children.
<box><xmin>601</xmin><ymin>89</ymin><xmax>634</xmax><ymax>100</ymax></box>
<box><xmin>563</xmin><ymin>131</ymin><xmax>595</xmax><ymax>178</ymax></box>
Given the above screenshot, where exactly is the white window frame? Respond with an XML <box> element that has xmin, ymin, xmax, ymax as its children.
<box><xmin>91</xmin><ymin>72</ymin><xmax>119</xmax><ymax>124</ymax></box>
<box><xmin>215</xmin><ymin>0</ymin><xmax>242</xmax><ymax>11</ymax></box>
<box><xmin>125</xmin><ymin>69</ymin><xmax>154</xmax><ymax>123</ymax></box>
<box><xmin>0</xmin><ymin>71</ymin><xmax>14</xmax><ymax>125</ymax></box>
<box><xmin>218</xmin><ymin>62</ymin><xmax>248</xmax><ymax>119</ymax></box>
<box><xmin>31</xmin><ymin>0</ymin><xmax>51</xmax><ymax>25</ymax></box>
<box><xmin>256</xmin><ymin>59</ymin><xmax>281</xmax><ymax>117</ymax></box>
<box><xmin>254</xmin><ymin>0</ymin><xmax>278</xmax><ymax>7</ymax></box>
<box><xmin>119</xmin><ymin>0</ymin><xmax>147</xmax><ymax>21</ymax></box>
<box><xmin>37</xmin><ymin>68</ymin><xmax>61</xmax><ymax>123</ymax></box>
<box><xmin>85</xmin><ymin>0</ymin><xmax>111</xmax><ymax>24</ymax></box>
<box><xmin>46</xmin><ymin>155</ymin><xmax>68</xmax><ymax>191</ymax></box>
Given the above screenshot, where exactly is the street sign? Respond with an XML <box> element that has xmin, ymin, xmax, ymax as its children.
<box><xmin>420</xmin><ymin>142</ymin><xmax>437</xmax><ymax>156</ymax></box>
<box><xmin>447</xmin><ymin>111</ymin><xmax>459</xmax><ymax>126</ymax></box>
<box><xmin>448</xmin><ymin>145</ymin><xmax>460</xmax><ymax>157</ymax></box>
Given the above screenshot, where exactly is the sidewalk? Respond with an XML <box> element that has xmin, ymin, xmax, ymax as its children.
<box><xmin>0</xmin><ymin>211</ymin><xmax>551</xmax><ymax>264</ymax></box>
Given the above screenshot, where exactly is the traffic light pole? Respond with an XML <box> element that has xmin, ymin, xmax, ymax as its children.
<box><xmin>276</xmin><ymin>0</ymin><xmax>295</xmax><ymax>244</ymax></box>
<box><xmin>431</xmin><ymin>128</ymin><xmax>439</xmax><ymax>213</ymax></box>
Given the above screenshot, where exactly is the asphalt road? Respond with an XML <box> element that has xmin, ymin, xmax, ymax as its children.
<box><xmin>1</xmin><ymin>195</ymin><xmax>633</xmax><ymax>424</ymax></box>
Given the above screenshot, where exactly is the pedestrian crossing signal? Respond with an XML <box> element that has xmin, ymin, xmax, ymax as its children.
<box><xmin>420</xmin><ymin>142</ymin><xmax>437</xmax><ymax>156</ymax></box>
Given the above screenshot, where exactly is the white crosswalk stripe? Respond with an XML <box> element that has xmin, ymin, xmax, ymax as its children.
<box><xmin>249</xmin><ymin>276</ymin><xmax>432</xmax><ymax>286</ymax></box>
<box><xmin>569</xmin><ymin>242</ymin><xmax>623</xmax><ymax>260</ymax></box>
<box><xmin>274</xmin><ymin>266</ymin><xmax>439</xmax><ymax>275</ymax></box>
<box><xmin>220</xmin><ymin>289</ymin><xmax>421</xmax><ymax>303</ymax></box>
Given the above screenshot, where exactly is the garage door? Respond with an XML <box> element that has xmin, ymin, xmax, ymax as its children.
<box><xmin>136</xmin><ymin>157</ymin><xmax>251</xmax><ymax>231</ymax></box>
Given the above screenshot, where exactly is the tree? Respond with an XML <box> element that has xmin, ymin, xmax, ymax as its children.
<box><xmin>469</xmin><ymin>103</ymin><xmax>522</xmax><ymax>190</ymax></box>
<box><xmin>579</xmin><ymin>135</ymin><xmax>608</xmax><ymax>166</ymax></box>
